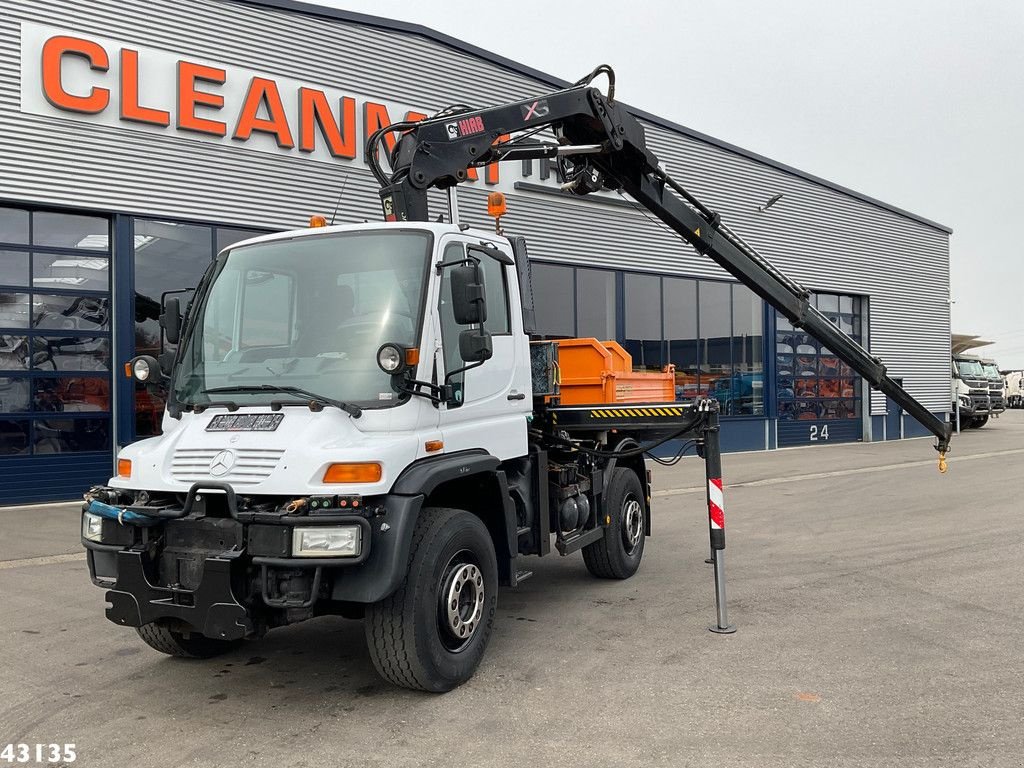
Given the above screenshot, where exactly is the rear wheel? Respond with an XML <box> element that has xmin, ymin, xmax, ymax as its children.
<box><xmin>364</xmin><ymin>507</ymin><xmax>498</xmax><ymax>692</ymax></box>
<box><xmin>136</xmin><ymin>622</ymin><xmax>241</xmax><ymax>659</ymax></box>
<box><xmin>583</xmin><ymin>467</ymin><xmax>646</xmax><ymax>579</ymax></box>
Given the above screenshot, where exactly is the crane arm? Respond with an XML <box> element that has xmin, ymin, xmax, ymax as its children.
<box><xmin>369</xmin><ymin>68</ymin><xmax>952</xmax><ymax>461</ymax></box>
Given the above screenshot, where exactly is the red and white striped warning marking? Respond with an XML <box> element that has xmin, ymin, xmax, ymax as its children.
<box><xmin>708</xmin><ymin>477</ymin><xmax>725</xmax><ymax>530</ymax></box>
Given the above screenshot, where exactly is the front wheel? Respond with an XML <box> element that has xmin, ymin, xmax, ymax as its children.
<box><xmin>583</xmin><ymin>467</ymin><xmax>646</xmax><ymax>579</ymax></box>
<box><xmin>364</xmin><ymin>507</ymin><xmax>498</xmax><ymax>692</ymax></box>
<box><xmin>971</xmin><ymin>415</ymin><xmax>989</xmax><ymax>428</ymax></box>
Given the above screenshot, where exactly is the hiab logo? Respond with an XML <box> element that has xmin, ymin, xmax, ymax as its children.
<box><xmin>444</xmin><ymin>115</ymin><xmax>485</xmax><ymax>140</ymax></box>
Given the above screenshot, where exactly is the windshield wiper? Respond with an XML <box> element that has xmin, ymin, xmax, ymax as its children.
<box><xmin>201</xmin><ymin>385</ymin><xmax>362</xmax><ymax>418</ymax></box>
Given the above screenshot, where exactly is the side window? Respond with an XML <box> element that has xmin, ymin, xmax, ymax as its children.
<box><xmin>477</xmin><ymin>250</ymin><xmax>510</xmax><ymax>335</ymax></box>
<box><xmin>439</xmin><ymin>244</ymin><xmax>466</xmax><ymax>405</ymax></box>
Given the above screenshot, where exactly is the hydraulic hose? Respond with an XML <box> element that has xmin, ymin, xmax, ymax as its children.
<box><xmin>86</xmin><ymin>499</ymin><xmax>161</xmax><ymax>527</ymax></box>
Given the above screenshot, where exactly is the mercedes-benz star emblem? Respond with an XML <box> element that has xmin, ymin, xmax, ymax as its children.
<box><xmin>209</xmin><ymin>449</ymin><xmax>235</xmax><ymax>477</ymax></box>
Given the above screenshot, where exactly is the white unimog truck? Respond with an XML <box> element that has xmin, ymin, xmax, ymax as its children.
<box><xmin>81</xmin><ymin>66</ymin><xmax>952</xmax><ymax>691</ymax></box>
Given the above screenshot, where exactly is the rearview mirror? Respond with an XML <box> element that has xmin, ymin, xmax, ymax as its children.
<box><xmin>160</xmin><ymin>297</ymin><xmax>182</xmax><ymax>345</ymax></box>
<box><xmin>450</xmin><ymin>263</ymin><xmax>486</xmax><ymax>325</ymax></box>
<box><xmin>459</xmin><ymin>329</ymin><xmax>492</xmax><ymax>363</ymax></box>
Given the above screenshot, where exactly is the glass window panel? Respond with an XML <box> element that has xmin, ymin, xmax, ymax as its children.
<box><xmin>33</xmin><ymin>377</ymin><xmax>110</xmax><ymax>413</ymax></box>
<box><xmin>624</xmin><ymin>274</ymin><xmax>663</xmax><ymax>369</ymax></box>
<box><xmin>699</xmin><ymin>281</ymin><xmax>731</xmax><ymax>372</ymax></box>
<box><xmin>217</xmin><ymin>227</ymin><xmax>266</xmax><ymax>253</ymax></box>
<box><xmin>239</xmin><ymin>271</ymin><xmax>295</xmax><ymax>348</ymax></box>
<box><xmin>134</xmin><ymin>219</ymin><xmax>213</xmax><ymax>361</ymax></box>
<box><xmin>0</xmin><ymin>419</ymin><xmax>30</xmax><ymax>454</ymax></box>
<box><xmin>0</xmin><ymin>292</ymin><xmax>30</xmax><ymax>328</ymax></box>
<box><xmin>478</xmin><ymin>252</ymin><xmax>510</xmax><ymax>335</ymax></box>
<box><xmin>664</xmin><ymin>278</ymin><xmax>697</xmax><ymax>393</ymax></box>
<box><xmin>0</xmin><ymin>250</ymin><xmax>30</xmax><ymax>287</ymax></box>
<box><xmin>531</xmin><ymin>264</ymin><xmax>574</xmax><ymax>337</ymax></box>
<box><xmin>33</xmin><ymin>294</ymin><xmax>109</xmax><ymax>331</ymax></box>
<box><xmin>0</xmin><ymin>376</ymin><xmax>31</xmax><ymax>412</ymax></box>
<box><xmin>817</xmin><ymin>293</ymin><xmax>839</xmax><ymax>312</ymax></box>
<box><xmin>32</xmin><ymin>212</ymin><xmax>109</xmax><ymax>250</ymax></box>
<box><xmin>0</xmin><ymin>208</ymin><xmax>30</xmax><ymax>245</ymax></box>
<box><xmin>33</xmin><ymin>417</ymin><xmax>110</xmax><ymax>453</ymax></box>
<box><xmin>32</xmin><ymin>253</ymin><xmax>109</xmax><ymax>292</ymax></box>
<box><xmin>31</xmin><ymin>336</ymin><xmax>109</xmax><ymax>371</ymax></box>
<box><xmin>795</xmin><ymin>377</ymin><xmax>817</xmax><ymax>398</ymax></box>
<box><xmin>0</xmin><ymin>335</ymin><xmax>29</xmax><ymax>371</ymax></box>
<box><xmin>576</xmin><ymin>269</ymin><xmax>615</xmax><ymax>340</ymax></box>
<box><xmin>839</xmin><ymin>295</ymin><xmax>854</xmax><ymax>313</ymax></box>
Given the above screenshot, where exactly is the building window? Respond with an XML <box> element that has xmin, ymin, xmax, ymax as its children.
<box><xmin>576</xmin><ymin>268</ymin><xmax>616</xmax><ymax>340</ymax></box>
<box><xmin>132</xmin><ymin>219</ymin><xmax>269</xmax><ymax>437</ymax></box>
<box><xmin>0</xmin><ymin>205</ymin><xmax>112</xmax><ymax>455</ymax></box>
<box><xmin>624</xmin><ymin>273</ymin><xmax>662</xmax><ymax>368</ymax></box>
<box><xmin>776</xmin><ymin>292</ymin><xmax>862</xmax><ymax>422</ymax></box>
<box><xmin>531</xmin><ymin>263</ymin><xmax>574</xmax><ymax>337</ymax></box>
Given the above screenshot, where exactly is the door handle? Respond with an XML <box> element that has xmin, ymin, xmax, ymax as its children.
<box><xmin>507</xmin><ymin>392</ymin><xmax>526</xmax><ymax>401</ymax></box>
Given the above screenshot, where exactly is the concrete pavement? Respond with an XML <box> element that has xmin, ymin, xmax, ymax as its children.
<box><xmin>1</xmin><ymin>412</ymin><xmax>1022</xmax><ymax>767</ymax></box>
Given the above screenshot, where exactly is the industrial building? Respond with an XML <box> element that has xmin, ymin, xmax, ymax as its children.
<box><xmin>0</xmin><ymin>0</ymin><xmax>952</xmax><ymax>503</ymax></box>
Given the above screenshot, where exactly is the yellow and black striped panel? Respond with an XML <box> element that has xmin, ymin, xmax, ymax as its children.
<box><xmin>587</xmin><ymin>405</ymin><xmax>689</xmax><ymax>419</ymax></box>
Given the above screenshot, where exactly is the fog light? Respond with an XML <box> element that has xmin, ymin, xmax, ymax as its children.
<box><xmin>292</xmin><ymin>526</ymin><xmax>361</xmax><ymax>557</ymax></box>
<box><xmin>376</xmin><ymin>343</ymin><xmax>406</xmax><ymax>374</ymax></box>
<box><xmin>82</xmin><ymin>512</ymin><xmax>104</xmax><ymax>542</ymax></box>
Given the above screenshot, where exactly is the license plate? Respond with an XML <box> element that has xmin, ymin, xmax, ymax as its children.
<box><xmin>206</xmin><ymin>413</ymin><xmax>284</xmax><ymax>432</ymax></box>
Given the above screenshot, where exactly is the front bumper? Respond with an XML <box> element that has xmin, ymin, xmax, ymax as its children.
<box><xmin>83</xmin><ymin>485</ymin><xmax>422</xmax><ymax>635</ymax></box>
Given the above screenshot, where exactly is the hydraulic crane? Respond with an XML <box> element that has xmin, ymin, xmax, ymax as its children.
<box><xmin>369</xmin><ymin>65</ymin><xmax>953</xmax><ymax>467</ymax></box>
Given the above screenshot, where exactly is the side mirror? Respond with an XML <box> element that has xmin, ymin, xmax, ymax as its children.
<box><xmin>450</xmin><ymin>263</ymin><xmax>486</xmax><ymax>325</ymax></box>
<box><xmin>459</xmin><ymin>329</ymin><xmax>492</xmax><ymax>363</ymax></box>
<box><xmin>160</xmin><ymin>297</ymin><xmax>182</xmax><ymax>345</ymax></box>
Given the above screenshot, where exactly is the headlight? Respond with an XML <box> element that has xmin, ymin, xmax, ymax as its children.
<box><xmin>129</xmin><ymin>355</ymin><xmax>161</xmax><ymax>382</ymax></box>
<box><xmin>292</xmin><ymin>526</ymin><xmax>361</xmax><ymax>557</ymax></box>
<box><xmin>82</xmin><ymin>512</ymin><xmax>104</xmax><ymax>542</ymax></box>
<box><xmin>376</xmin><ymin>343</ymin><xmax>406</xmax><ymax>374</ymax></box>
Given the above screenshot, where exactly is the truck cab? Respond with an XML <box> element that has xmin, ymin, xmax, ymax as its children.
<box><xmin>952</xmin><ymin>355</ymin><xmax>991</xmax><ymax>428</ymax></box>
<box><xmin>980</xmin><ymin>359</ymin><xmax>1005</xmax><ymax>415</ymax></box>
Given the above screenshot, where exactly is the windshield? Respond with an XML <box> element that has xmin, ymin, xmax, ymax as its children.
<box><xmin>173</xmin><ymin>230</ymin><xmax>431</xmax><ymax>409</ymax></box>
<box><xmin>982</xmin><ymin>364</ymin><xmax>999</xmax><ymax>378</ymax></box>
<box><xmin>956</xmin><ymin>359</ymin><xmax>984</xmax><ymax>377</ymax></box>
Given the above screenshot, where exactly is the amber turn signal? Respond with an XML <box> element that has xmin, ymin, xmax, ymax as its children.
<box><xmin>424</xmin><ymin>440</ymin><xmax>444</xmax><ymax>453</ymax></box>
<box><xmin>117</xmin><ymin>458</ymin><xmax>132</xmax><ymax>478</ymax></box>
<box><xmin>309</xmin><ymin>214</ymin><xmax>328</xmax><ymax>228</ymax></box>
<box><xmin>405</xmin><ymin>348</ymin><xmax>420</xmax><ymax>366</ymax></box>
<box><xmin>323</xmin><ymin>462</ymin><xmax>382</xmax><ymax>483</ymax></box>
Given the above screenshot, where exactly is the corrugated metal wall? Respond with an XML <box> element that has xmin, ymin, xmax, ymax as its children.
<box><xmin>0</xmin><ymin>0</ymin><xmax>951</xmax><ymax>415</ymax></box>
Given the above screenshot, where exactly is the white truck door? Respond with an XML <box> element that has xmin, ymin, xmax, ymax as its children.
<box><xmin>436</xmin><ymin>238</ymin><xmax>530</xmax><ymax>459</ymax></box>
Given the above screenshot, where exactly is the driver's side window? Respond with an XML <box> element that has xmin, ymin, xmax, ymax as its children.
<box><xmin>439</xmin><ymin>243</ymin><xmax>467</xmax><ymax>406</ymax></box>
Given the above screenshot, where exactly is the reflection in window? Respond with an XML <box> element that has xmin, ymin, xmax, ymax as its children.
<box><xmin>699</xmin><ymin>281</ymin><xmax>731</xmax><ymax>406</ymax></box>
<box><xmin>33</xmin><ymin>377</ymin><xmax>110</xmax><ymax>413</ymax></box>
<box><xmin>0</xmin><ymin>250</ymin><xmax>30</xmax><ymax>287</ymax></box>
<box><xmin>0</xmin><ymin>208</ymin><xmax>30</xmax><ymax>245</ymax></box>
<box><xmin>664</xmin><ymin>278</ymin><xmax>698</xmax><ymax>399</ymax></box>
<box><xmin>30</xmin><ymin>336</ymin><xmax>109</xmax><ymax>371</ymax></box>
<box><xmin>32</xmin><ymin>212</ymin><xmax>109</xmax><ymax>250</ymax></box>
<box><xmin>531</xmin><ymin>264</ymin><xmax>574</xmax><ymax>337</ymax></box>
<box><xmin>216</xmin><ymin>227</ymin><xmax>266</xmax><ymax>253</ymax></box>
<box><xmin>625</xmin><ymin>273</ymin><xmax>662</xmax><ymax>368</ymax></box>
<box><xmin>576</xmin><ymin>269</ymin><xmax>615</xmax><ymax>340</ymax></box>
<box><xmin>0</xmin><ymin>377</ymin><xmax>30</xmax><ymax>412</ymax></box>
<box><xmin>0</xmin><ymin>335</ymin><xmax>29</xmax><ymax>371</ymax></box>
<box><xmin>32</xmin><ymin>253</ymin><xmax>109</xmax><ymax>292</ymax></box>
<box><xmin>0</xmin><ymin>292</ymin><xmax>30</xmax><ymax>328</ymax></box>
<box><xmin>0</xmin><ymin>419</ymin><xmax>30</xmax><ymax>454</ymax></box>
<box><xmin>32</xmin><ymin>294</ymin><xmax>109</xmax><ymax>331</ymax></box>
<box><xmin>33</xmin><ymin>418</ymin><xmax>109</xmax><ymax>453</ymax></box>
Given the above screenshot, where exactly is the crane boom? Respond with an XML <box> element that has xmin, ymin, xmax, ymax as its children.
<box><xmin>369</xmin><ymin>67</ymin><xmax>952</xmax><ymax>460</ymax></box>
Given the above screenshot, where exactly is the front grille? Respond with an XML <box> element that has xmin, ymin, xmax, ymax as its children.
<box><xmin>170</xmin><ymin>448</ymin><xmax>285</xmax><ymax>486</ymax></box>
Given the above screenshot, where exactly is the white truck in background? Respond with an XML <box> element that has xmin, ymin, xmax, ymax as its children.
<box><xmin>1005</xmin><ymin>370</ymin><xmax>1024</xmax><ymax>409</ymax></box>
<box><xmin>980</xmin><ymin>359</ymin><xmax>1005</xmax><ymax>416</ymax></box>
<box><xmin>952</xmin><ymin>354</ymin><xmax>991</xmax><ymax>428</ymax></box>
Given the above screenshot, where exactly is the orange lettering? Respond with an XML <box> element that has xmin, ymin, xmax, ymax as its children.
<box><xmin>41</xmin><ymin>35</ymin><xmax>110</xmax><ymax>114</ymax></box>
<box><xmin>177</xmin><ymin>61</ymin><xmax>226</xmax><ymax>136</ymax></box>
<box><xmin>120</xmin><ymin>49</ymin><xmax>169</xmax><ymax>126</ymax></box>
<box><xmin>298</xmin><ymin>88</ymin><xmax>355</xmax><ymax>158</ymax></box>
<box><xmin>234</xmin><ymin>77</ymin><xmax>294</xmax><ymax>148</ymax></box>
<box><xmin>364</xmin><ymin>101</ymin><xmax>396</xmax><ymax>157</ymax></box>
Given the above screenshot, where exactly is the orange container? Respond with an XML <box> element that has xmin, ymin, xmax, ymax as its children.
<box><xmin>554</xmin><ymin>338</ymin><xmax>675</xmax><ymax>405</ymax></box>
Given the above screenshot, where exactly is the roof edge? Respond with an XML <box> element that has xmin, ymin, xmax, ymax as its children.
<box><xmin>232</xmin><ymin>0</ymin><xmax>953</xmax><ymax>236</ymax></box>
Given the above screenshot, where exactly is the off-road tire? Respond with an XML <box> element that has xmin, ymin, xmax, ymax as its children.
<box><xmin>583</xmin><ymin>467</ymin><xmax>646</xmax><ymax>579</ymax></box>
<box><xmin>364</xmin><ymin>507</ymin><xmax>498</xmax><ymax>692</ymax></box>
<box><xmin>136</xmin><ymin>623</ymin><xmax>241</xmax><ymax>659</ymax></box>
